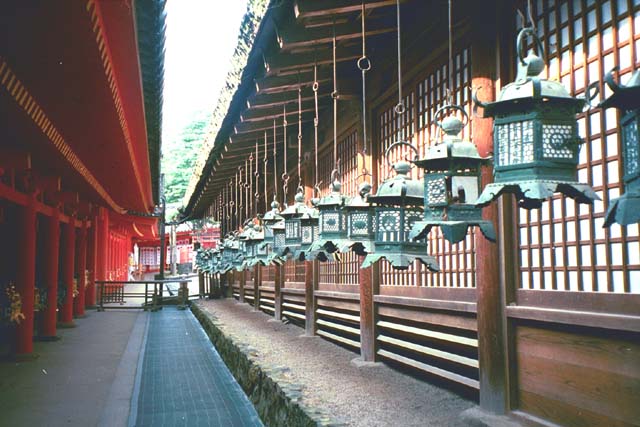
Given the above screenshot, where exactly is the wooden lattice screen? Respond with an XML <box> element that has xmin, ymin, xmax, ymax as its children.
<box><xmin>517</xmin><ymin>0</ymin><xmax>640</xmax><ymax>293</ymax></box>
<box><xmin>375</xmin><ymin>46</ymin><xmax>476</xmax><ymax>288</ymax></box>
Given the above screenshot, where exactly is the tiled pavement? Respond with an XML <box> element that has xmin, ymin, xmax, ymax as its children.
<box><xmin>132</xmin><ymin>307</ymin><xmax>263</xmax><ymax>427</ymax></box>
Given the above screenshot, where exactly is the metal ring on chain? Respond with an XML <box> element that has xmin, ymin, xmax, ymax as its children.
<box><xmin>331</xmin><ymin>90</ymin><xmax>339</xmax><ymax>99</ymax></box>
<box><xmin>394</xmin><ymin>102</ymin><xmax>406</xmax><ymax>115</ymax></box>
<box><xmin>357</xmin><ymin>56</ymin><xmax>371</xmax><ymax>71</ymax></box>
<box><xmin>312</xmin><ymin>81</ymin><xmax>319</xmax><ymax>92</ymax></box>
<box><xmin>281</xmin><ymin>173</ymin><xmax>289</xmax><ymax>183</ymax></box>
<box><xmin>433</xmin><ymin>104</ymin><xmax>470</xmax><ymax>129</ymax></box>
<box><xmin>384</xmin><ymin>140</ymin><xmax>419</xmax><ymax>169</ymax></box>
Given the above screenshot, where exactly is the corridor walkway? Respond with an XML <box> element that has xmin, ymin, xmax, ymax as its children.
<box><xmin>0</xmin><ymin>307</ymin><xmax>263</xmax><ymax>426</ymax></box>
<box><xmin>131</xmin><ymin>307</ymin><xmax>263</xmax><ymax>427</ymax></box>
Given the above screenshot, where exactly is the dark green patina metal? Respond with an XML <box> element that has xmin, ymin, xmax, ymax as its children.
<box><xmin>362</xmin><ymin>143</ymin><xmax>439</xmax><ymax>271</ymax></box>
<box><xmin>280</xmin><ymin>188</ymin><xmax>319</xmax><ymax>261</ymax></box>
<box><xmin>308</xmin><ymin>174</ymin><xmax>349</xmax><ymax>261</ymax></box>
<box><xmin>474</xmin><ymin>27</ymin><xmax>598</xmax><ymax>209</ymax></box>
<box><xmin>341</xmin><ymin>182</ymin><xmax>375</xmax><ymax>256</ymax></box>
<box><xmin>600</xmin><ymin>69</ymin><xmax>640</xmax><ymax>226</ymax></box>
<box><xmin>411</xmin><ymin>105</ymin><xmax>495</xmax><ymax>244</ymax></box>
<box><xmin>261</xmin><ymin>199</ymin><xmax>286</xmax><ymax>265</ymax></box>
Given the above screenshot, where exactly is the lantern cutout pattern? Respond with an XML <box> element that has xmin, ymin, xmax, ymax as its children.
<box><xmin>262</xmin><ymin>199</ymin><xmax>286</xmax><ymax>264</ymax></box>
<box><xmin>308</xmin><ymin>172</ymin><xmax>349</xmax><ymax>261</ymax></box>
<box><xmin>342</xmin><ymin>181</ymin><xmax>376</xmax><ymax>255</ymax></box>
<box><xmin>280</xmin><ymin>187</ymin><xmax>320</xmax><ymax>261</ymax></box>
<box><xmin>600</xmin><ymin>68</ymin><xmax>640</xmax><ymax>227</ymax></box>
<box><xmin>474</xmin><ymin>27</ymin><xmax>599</xmax><ymax>209</ymax></box>
<box><xmin>361</xmin><ymin>142</ymin><xmax>440</xmax><ymax>271</ymax></box>
<box><xmin>410</xmin><ymin>105</ymin><xmax>496</xmax><ymax>244</ymax></box>
<box><xmin>239</xmin><ymin>220</ymin><xmax>267</xmax><ymax>269</ymax></box>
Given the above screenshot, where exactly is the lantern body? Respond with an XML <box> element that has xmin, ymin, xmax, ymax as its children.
<box><xmin>361</xmin><ymin>160</ymin><xmax>439</xmax><ymax>271</ymax></box>
<box><xmin>411</xmin><ymin>113</ymin><xmax>496</xmax><ymax>244</ymax></box>
<box><xmin>262</xmin><ymin>201</ymin><xmax>285</xmax><ymax>264</ymax></box>
<box><xmin>308</xmin><ymin>180</ymin><xmax>349</xmax><ymax>260</ymax></box>
<box><xmin>280</xmin><ymin>189</ymin><xmax>319</xmax><ymax>261</ymax></box>
<box><xmin>600</xmin><ymin>69</ymin><xmax>640</xmax><ymax>226</ymax></box>
<box><xmin>474</xmin><ymin>27</ymin><xmax>598</xmax><ymax>209</ymax></box>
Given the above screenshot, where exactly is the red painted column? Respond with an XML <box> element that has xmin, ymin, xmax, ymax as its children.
<box><xmin>59</xmin><ymin>221</ymin><xmax>76</xmax><ymax>326</ymax></box>
<box><xmin>85</xmin><ymin>216</ymin><xmax>97</xmax><ymax>307</ymax></box>
<box><xmin>15</xmin><ymin>194</ymin><xmax>37</xmax><ymax>355</ymax></box>
<box><xmin>41</xmin><ymin>208</ymin><xmax>60</xmax><ymax>338</ymax></box>
<box><xmin>74</xmin><ymin>220</ymin><xmax>87</xmax><ymax>317</ymax></box>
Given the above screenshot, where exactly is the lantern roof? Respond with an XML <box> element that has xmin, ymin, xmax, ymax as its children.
<box><xmin>368</xmin><ymin>161</ymin><xmax>424</xmax><ymax>206</ymax></box>
<box><xmin>317</xmin><ymin>179</ymin><xmax>350</xmax><ymax>208</ymax></box>
<box><xmin>478</xmin><ymin>28</ymin><xmax>586</xmax><ymax>117</ymax></box>
<box><xmin>281</xmin><ymin>188</ymin><xmax>319</xmax><ymax>219</ymax></box>
<box><xmin>599</xmin><ymin>69</ymin><xmax>640</xmax><ymax>111</ymax></box>
<box><xmin>414</xmin><ymin>115</ymin><xmax>488</xmax><ymax>170</ymax></box>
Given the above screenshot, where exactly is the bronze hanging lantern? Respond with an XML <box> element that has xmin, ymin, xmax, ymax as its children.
<box><xmin>342</xmin><ymin>181</ymin><xmax>375</xmax><ymax>255</ymax></box>
<box><xmin>411</xmin><ymin>105</ymin><xmax>496</xmax><ymax>244</ymax></box>
<box><xmin>474</xmin><ymin>27</ymin><xmax>598</xmax><ymax>209</ymax></box>
<box><xmin>308</xmin><ymin>172</ymin><xmax>350</xmax><ymax>259</ymax></box>
<box><xmin>362</xmin><ymin>143</ymin><xmax>439</xmax><ymax>271</ymax></box>
<box><xmin>600</xmin><ymin>68</ymin><xmax>640</xmax><ymax>226</ymax></box>
<box><xmin>280</xmin><ymin>187</ymin><xmax>319</xmax><ymax>261</ymax></box>
<box><xmin>262</xmin><ymin>199</ymin><xmax>286</xmax><ymax>264</ymax></box>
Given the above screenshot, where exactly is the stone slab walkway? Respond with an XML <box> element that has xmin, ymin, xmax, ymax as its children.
<box><xmin>132</xmin><ymin>307</ymin><xmax>263</xmax><ymax>427</ymax></box>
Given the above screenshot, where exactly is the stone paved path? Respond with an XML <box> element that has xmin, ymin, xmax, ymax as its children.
<box><xmin>132</xmin><ymin>307</ymin><xmax>263</xmax><ymax>427</ymax></box>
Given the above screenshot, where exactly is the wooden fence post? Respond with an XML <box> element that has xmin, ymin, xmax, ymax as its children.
<box><xmin>274</xmin><ymin>264</ymin><xmax>283</xmax><ymax>320</ymax></box>
<box><xmin>304</xmin><ymin>260</ymin><xmax>317</xmax><ymax>336</ymax></box>
<box><xmin>254</xmin><ymin>264</ymin><xmax>260</xmax><ymax>310</ymax></box>
<box><xmin>238</xmin><ymin>270</ymin><xmax>245</xmax><ymax>303</ymax></box>
<box><xmin>358</xmin><ymin>258</ymin><xmax>379</xmax><ymax>361</ymax></box>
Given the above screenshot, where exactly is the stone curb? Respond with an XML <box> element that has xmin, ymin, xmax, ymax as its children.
<box><xmin>191</xmin><ymin>302</ymin><xmax>346</xmax><ymax>427</ymax></box>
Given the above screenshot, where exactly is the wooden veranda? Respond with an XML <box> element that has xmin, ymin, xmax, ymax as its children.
<box><xmin>185</xmin><ymin>1</ymin><xmax>640</xmax><ymax>426</ymax></box>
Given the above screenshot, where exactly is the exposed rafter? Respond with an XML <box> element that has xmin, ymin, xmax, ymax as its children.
<box><xmin>294</xmin><ymin>0</ymin><xmax>401</xmax><ymax>20</ymax></box>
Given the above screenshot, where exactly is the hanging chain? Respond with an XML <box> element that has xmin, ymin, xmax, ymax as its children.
<box><xmin>249</xmin><ymin>152</ymin><xmax>254</xmax><ymax>218</ymax></box>
<box><xmin>313</xmin><ymin>62</ymin><xmax>320</xmax><ymax>195</ymax></box>
<box><xmin>255</xmin><ymin>142</ymin><xmax>260</xmax><ymax>217</ymax></box>
<box><xmin>282</xmin><ymin>104</ymin><xmax>289</xmax><ymax>198</ymax></box>
<box><xmin>357</xmin><ymin>0</ymin><xmax>371</xmax><ymax>179</ymax></box>
<box><xmin>447</xmin><ymin>0</ymin><xmax>454</xmax><ymax>104</ymax></box>
<box><xmin>245</xmin><ymin>159</ymin><xmax>249</xmax><ymax>221</ymax></box>
<box><xmin>297</xmin><ymin>85</ymin><xmax>302</xmax><ymax>191</ymax></box>
<box><xmin>331</xmin><ymin>24</ymin><xmax>340</xmax><ymax>180</ymax></box>
<box><xmin>394</xmin><ymin>0</ymin><xmax>405</xmax><ymax>124</ymax></box>
<box><xmin>264</xmin><ymin>131</ymin><xmax>268</xmax><ymax>211</ymax></box>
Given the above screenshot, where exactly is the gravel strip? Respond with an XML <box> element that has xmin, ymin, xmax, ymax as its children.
<box><xmin>197</xmin><ymin>299</ymin><xmax>474</xmax><ymax>427</ymax></box>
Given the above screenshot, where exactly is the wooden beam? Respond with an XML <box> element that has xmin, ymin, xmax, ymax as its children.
<box><xmin>278</xmin><ymin>18</ymin><xmax>395</xmax><ymax>51</ymax></box>
<box><xmin>248</xmin><ymin>85</ymin><xmax>332</xmax><ymax>109</ymax></box>
<box><xmin>240</xmin><ymin>99</ymin><xmax>327</xmax><ymax>123</ymax></box>
<box><xmin>294</xmin><ymin>0</ymin><xmax>400</xmax><ymax>20</ymax></box>
<box><xmin>234</xmin><ymin>113</ymin><xmax>315</xmax><ymax>134</ymax></box>
<box><xmin>264</xmin><ymin>44</ymin><xmax>361</xmax><ymax>76</ymax></box>
<box><xmin>255</xmin><ymin>72</ymin><xmax>331</xmax><ymax>94</ymax></box>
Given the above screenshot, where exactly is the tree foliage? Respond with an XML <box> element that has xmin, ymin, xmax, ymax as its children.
<box><xmin>162</xmin><ymin>111</ymin><xmax>209</xmax><ymax>206</ymax></box>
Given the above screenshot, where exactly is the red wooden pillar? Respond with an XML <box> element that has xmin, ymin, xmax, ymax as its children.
<box><xmin>15</xmin><ymin>194</ymin><xmax>37</xmax><ymax>355</ymax></box>
<box><xmin>85</xmin><ymin>216</ymin><xmax>97</xmax><ymax>307</ymax></box>
<box><xmin>74</xmin><ymin>220</ymin><xmax>87</xmax><ymax>317</ymax></box>
<box><xmin>59</xmin><ymin>221</ymin><xmax>75</xmax><ymax>326</ymax></box>
<box><xmin>41</xmin><ymin>209</ymin><xmax>60</xmax><ymax>338</ymax></box>
<box><xmin>95</xmin><ymin>209</ymin><xmax>109</xmax><ymax>304</ymax></box>
<box><xmin>472</xmin><ymin>0</ymin><xmax>512</xmax><ymax>414</ymax></box>
<box><xmin>358</xmin><ymin>257</ymin><xmax>379</xmax><ymax>362</ymax></box>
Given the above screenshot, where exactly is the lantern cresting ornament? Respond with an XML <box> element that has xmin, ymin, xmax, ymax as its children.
<box><xmin>410</xmin><ymin>105</ymin><xmax>496</xmax><ymax>244</ymax></box>
<box><xmin>600</xmin><ymin>68</ymin><xmax>640</xmax><ymax>227</ymax></box>
<box><xmin>361</xmin><ymin>142</ymin><xmax>439</xmax><ymax>271</ymax></box>
<box><xmin>473</xmin><ymin>27</ymin><xmax>599</xmax><ymax>209</ymax></box>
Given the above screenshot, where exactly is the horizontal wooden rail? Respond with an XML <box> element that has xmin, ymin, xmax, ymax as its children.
<box><xmin>317</xmin><ymin>330</ymin><xmax>360</xmax><ymax>348</ymax></box>
<box><xmin>377</xmin><ymin>321</ymin><xmax>478</xmax><ymax>348</ymax></box>
<box><xmin>374</xmin><ymin>295</ymin><xmax>477</xmax><ymax>313</ymax></box>
<box><xmin>377</xmin><ymin>335</ymin><xmax>478</xmax><ymax>368</ymax></box>
<box><xmin>506</xmin><ymin>305</ymin><xmax>640</xmax><ymax>333</ymax></box>
<box><xmin>316</xmin><ymin>308</ymin><xmax>360</xmax><ymax>323</ymax></box>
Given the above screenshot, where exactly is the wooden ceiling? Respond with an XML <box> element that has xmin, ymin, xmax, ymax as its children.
<box><xmin>187</xmin><ymin>0</ymin><xmax>413</xmax><ymax>217</ymax></box>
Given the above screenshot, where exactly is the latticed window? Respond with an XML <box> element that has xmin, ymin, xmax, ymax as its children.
<box><xmin>517</xmin><ymin>0</ymin><xmax>640</xmax><ymax>293</ymax></box>
<box><xmin>376</xmin><ymin>46</ymin><xmax>476</xmax><ymax>288</ymax></box>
